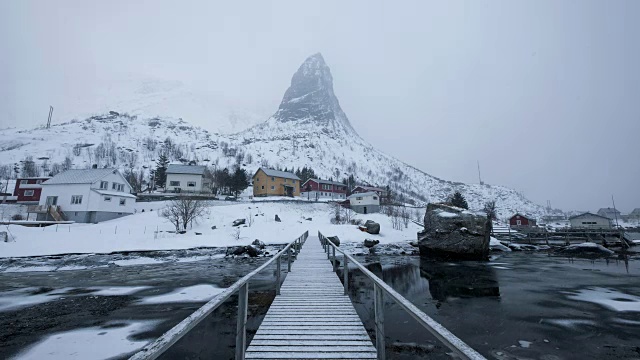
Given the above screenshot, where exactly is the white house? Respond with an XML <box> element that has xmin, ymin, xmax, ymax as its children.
<box><xmin>165</xmin><ymin>164</ymin><xmax>209</xmax><ymax>193</ymax></box>
<box><xmin>37</xmin><ymin>168</ymin><xmax>136</xmax><ymax>223</ymax></box>
<box><xmin>569</xmin><ymin>212</ymin><xmax>612</xmax><ymax>229</ymax></box>
<box><xmin>348</xmin><ymin>192</ymin><xmax>380</xmax><ymax>214</ymax></box>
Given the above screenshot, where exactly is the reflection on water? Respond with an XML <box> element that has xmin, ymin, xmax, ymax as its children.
<box><xmin>419</xmin><ymin>258</ymin><xmax>500</xmax><ymax>304</ymax></box>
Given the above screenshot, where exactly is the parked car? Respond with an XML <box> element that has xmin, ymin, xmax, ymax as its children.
<box><xmin>225</xmin><ymin>196</ymin><xmax>236</xmax><ymax>201</ymax></box>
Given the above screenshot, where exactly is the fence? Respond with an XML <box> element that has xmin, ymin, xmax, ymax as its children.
<box><xmin>128</xmin><ymin>230</ymin><xmax>308</xmax><ymax>360</ymax></box>
<box><xmin>318</xmin><ymin>231</ymin><xmax>486</xmax><ymax>360</ymax></box>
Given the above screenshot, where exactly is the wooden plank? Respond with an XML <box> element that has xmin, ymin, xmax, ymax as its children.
<box><xmin>245</xmin><ymin>237</ymin><xmax>376</xmax><ymax>359</ymax></box>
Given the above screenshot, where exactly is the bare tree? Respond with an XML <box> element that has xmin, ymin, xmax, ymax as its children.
<box><xmin>161</xmin><ymin>199</ymin><xmax>210</xmax><ymax>232</ymax></box>
<box><xmin>400</xmin><ymin>207</ymin><xmax>410</xmax><ymax>228</ymax></box>
<box><xmin>483</xmin><ymin>200</ymin><xmax>497</xmax><ymax>221</ymax></box>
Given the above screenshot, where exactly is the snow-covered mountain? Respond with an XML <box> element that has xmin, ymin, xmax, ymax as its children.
<box><xmin>0</xmin><ymin>53</ymin><xmax>549</xmax><ymax>219</ymax></box>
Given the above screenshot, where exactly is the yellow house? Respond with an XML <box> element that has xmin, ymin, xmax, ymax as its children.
<box><xmin>253</xmin><ymin>168</ymin><xmax>301</xmax><ymax>197</ymax></box>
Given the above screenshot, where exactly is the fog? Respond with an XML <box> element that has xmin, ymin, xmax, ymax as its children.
<box><xmin>1</xmin><ymin>0</ymin><xmax>639</xmax><ymax>212</ymax></box>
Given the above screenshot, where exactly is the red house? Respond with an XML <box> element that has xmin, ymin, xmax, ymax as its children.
<box><xmin>13</xmin><ymin>177</ymin><xmax>50</xmax><ymax>204</ymax></box>
<box><xmin>509</xmin><ymin>213</ymin><xmax>536</xmax><ymax>227</ymax></box>
<box><xmin>300</xmin><ymin>178</ymin><xmax>347</xmax><ymax>200</ymax></box>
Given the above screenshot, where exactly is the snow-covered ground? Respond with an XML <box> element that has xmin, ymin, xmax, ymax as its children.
<box><xmin>0</xmin><ymin>202</ymin><xmax>420</xmax><ymax>258</ymax></box>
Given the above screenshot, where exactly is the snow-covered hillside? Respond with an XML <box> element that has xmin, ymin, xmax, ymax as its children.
<box><xmin>0</xmin><ymin>53</ymin><xmax>549</xmax><ymax>218</ymax></box>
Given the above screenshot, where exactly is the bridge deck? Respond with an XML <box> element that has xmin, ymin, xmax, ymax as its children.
<box><xmin>245</xmin><ymin>237</ymin><xmax>376</xmax><ymax>359</ymax></box>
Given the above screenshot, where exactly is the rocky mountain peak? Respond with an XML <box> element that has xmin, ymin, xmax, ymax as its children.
<box><xmin>270</xmin><ymin>53</ymin><xmax>356</xmax><ymax>135</ymax></box>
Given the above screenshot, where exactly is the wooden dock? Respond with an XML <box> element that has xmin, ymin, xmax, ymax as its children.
<box><xmin>245</xmin><ymin>237</ymin><xmax>377</xmax><ymax>359</ymax></box>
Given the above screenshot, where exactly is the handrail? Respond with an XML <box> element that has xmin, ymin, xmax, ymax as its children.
<box><xmin>129</xmin><ymin>230</ymin><xmax>309</xmax><ymax>360</ymax></box>
<box><xmin>318</xmin><ymin>231</ymin><xmax>486</xmax><ymax>360</ymax></box>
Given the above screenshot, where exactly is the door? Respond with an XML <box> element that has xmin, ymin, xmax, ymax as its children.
<box><xmin>364</xmin><ymin>206</ymin><xmax>368</xmax><ymax>214</ymax></box>
<box><xmin>46</xmin><ymin>196</ymin><xmax>58</xmax><ymax>206</ymax></box>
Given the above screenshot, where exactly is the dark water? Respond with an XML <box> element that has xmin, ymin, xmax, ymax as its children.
<box><xmin>1</xmin><ymin>252</ymin><xmax>639</xmax><ymax>359</ymax></box>
<box><xmin>346</xmin><ymin>253</ymin><xmax>640</xmax><ymax>359</ymax></box>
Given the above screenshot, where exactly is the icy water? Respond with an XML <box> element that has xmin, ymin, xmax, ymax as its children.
<box><xmin>0</xmin><ymin>251</ymin><xmax>639</xmax><ymax>359</ymax></box>
<box><xmin>348</xmin><ymin>252</ymin><xmax>640</xmax><ymax>359</ymax></box>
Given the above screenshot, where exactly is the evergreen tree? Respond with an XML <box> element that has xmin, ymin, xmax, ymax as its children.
<box><xmin>155</xmin><ymin>154</ymin><xmax>169</xmax><ymax>188</ymax></box>
<box><xmin>450</xmin><ymin>191</ymin><xmax>469</xmax><ymax>209</ymax></box>
<box><xmin>230</xmin><ymin>167</ymin><xmax>249</xmax><ymax>198</ymax></box>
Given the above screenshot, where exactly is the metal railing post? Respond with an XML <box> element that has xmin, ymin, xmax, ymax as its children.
<box><xmin>374</xmin><ymin>284</ymin><xmax>385</xmax><ymax>360</ymax></box>
<box><xmin>235</xmin><ymin>283</ymin><xmax>248</xmax><ymax>360</ymax></box>
<box><xmin>287</xmin><ymin>248</ymin><xmax>292</xmax><ymax>272</ymax></box>
<box><xmin>332</xmin><ymin>246</ymin><xmax>337</xmax><ymax>272</ymax></box>
<box><xmin>276</xmin><ymin>257</ymin><xmax>281</xmax><ymax>295</ymax></box>
<box><xmin>343</xmin><ymin>254</ymin><xmax>348</xmax><ymax>295</ymax></box>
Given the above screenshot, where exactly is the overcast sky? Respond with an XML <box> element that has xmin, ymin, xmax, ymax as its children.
<box><xmin>1</xmin><ymin>0</ymin><xmax>639</xmax><ymax>212</ymax></box>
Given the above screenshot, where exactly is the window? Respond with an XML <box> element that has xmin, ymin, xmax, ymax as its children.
<box><xmin>292</xmin><ymin>180</ymin><xmax>296</xmax><ymax>184</ymax></box>
<box><xmin>187</xmin><ymin>181</ymin><xmax>196</xmax><ymax>187</ymax></box>
<box><xmin>261</xmin><ymin>186</ymin><xmax>264</xmax><ymax>189</ymax></box>
<box><xmin>170</xmin><ymin>181</ymin><xmax>180</xmax><ymax>186</ymax></box>
<box><xmin>100</xmin><ymin>181</ymin><xmax>108</xmax><ymax>189</ymax></box>
<box><xmin>36</xmin><ymin>179</ymin><xmax>43</xmax><ymax>184</ymax></box>
<box><xmin>373</xmin><ymin>196</ymin><xmax>378</xmax><ymax>200</ymax></box>
<box><xmin>271</xmin><ymin>186</ymin><xmax>275</xmax><ymax>190</ymax></box>
<box><xmin>112</xmin><ymin>183</ymin><xmax>117</xmax><ymax>190</ymax></box>
<box><xmin>271</xmin><ymin>177</ymin><xmax>275</xmax><ymax>181</ymax></box>
<box><xmin>71</xmin><ymin>195</ymin><xmax>82</xmax><ymax>204</ymax></box>
<box><xmin>119</xmin><ymin>198</ymin><xmax>126</xmax><ymax>206</ymax></box>
<box><xmin>119</xmin><ymin>184</ymin><xmax>125</xmax><ymax>191</ymax></box>
<box><xmin>284</xmin><ymin>179</ymin><xmax>287</xmax><ymax>183</ymax></box>
<box><xmin>104</xmin><ymin>196</ymin><xmax>111</xmax><ymax>201</ymax></box>
<box><xmin>24</xmin><ymin>190</ymin><xmax>34</xmax><ymax>196</ymax></box>
<box><xmin>516</xmin><ymin>220</ymin><xmax>522</xmax><ymax>225</ymax></box>
<box><xmin>256</xmin><ymin>177</ymin><xmax>259</xmax><ymax>182</ymax></box>
<box><xmin>20</xmin><ymin>180</ymin><xmax>27</xmax><ymax>185</ymax></box>
<box><xmin>356</xmin><ymin>197</ymin><xmax>363</xmax><ymax>200</ymax></box>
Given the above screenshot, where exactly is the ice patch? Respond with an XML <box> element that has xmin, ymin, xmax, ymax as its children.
<box><xmin>11</xmin><ymin>320</ymin><xmax>157</xmax><ymax>359</ymax></box>
<box><xmin>139</xmin><ymin>284</ymin><xmax>224</xmax><ymax>304</ymax></box>
<box><xmin>0</xmin><ymin>287</ymin><xmax>72</xmax><ymax>312</ymax></box>
<box><xmin>518</xmin><ymin>340</ymin><xmax>532</xmax><ymax>348</ymax></box>
<box><xmin>437</xmin><ymin>211</ymin><xmax>458</xmax><ymax>218</ymax></box>
<box><xmin>567</xmin><ymin>287</ymin><xmax>640</xmax><ymax>312</ymax></box>
<box><xmin>541</xmin><ymin>318</ymin><xmax>598</xmax><ymax>329</ymax></box>
<box><xmin>111</xmin><ymin>257</ymin><xmax>162</xmax><ymax>266</ymax></box>
<box><xmin>90</xmin><ymin>286</ymin><xmax>151</xmax><ymax>296</ymax></box>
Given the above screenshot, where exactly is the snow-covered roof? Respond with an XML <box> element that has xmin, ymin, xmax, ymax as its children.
<box><xmin>348</xmin><ymin>192</ymin><xmax>378</xmax><ymax>199</ymax></box>
<box><xmin>630</xmin><ymin>208</ymin><xmax>640</xmax><ymax>215</ymax></box>
<box><xmin>257</xmin><ymin>168</ymin><xmax>300</xmax><ymax>181</ymax></box>
<box><xmin>597</xmin><ymin>207</ymin><xmax>621</xmax><ymax>214</ymax></box>
<box><xmin>44</xmin><ymin>168</ymin><xmax>120</xmax><ymax>185</ymax></box>
<box><xmin>510</xmin><ymin>213</ymin><xmax>534</xmax><ymax>220</ymax></box>
<box><xmin>303</xmin><ymin>178</ymin><xmax>343</xmax><ymax>186</ymax></box>
<box><xmin>569</xmin><ymin>212</ymin><xmax>611</xmax><ymax>220</ymax></box>
<box><xmin>166</xmin><ymin>164</ymin><xmax>206</xmax><ymax>175</ymax></box>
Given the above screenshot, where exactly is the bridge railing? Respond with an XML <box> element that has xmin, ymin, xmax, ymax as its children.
<box><xmin>129</xmin><ymin>230</ymin><xmax>309</xmax><ymax>360</ymax></box>
<box><xmin>318</xmin><ymin>231</ymin><xmax>486</xmax><ymax>360</ymax></box>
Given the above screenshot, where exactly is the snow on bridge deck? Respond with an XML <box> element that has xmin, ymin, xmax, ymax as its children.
<box><xmin>245</xmin><ymin>236</ymin><xmax>376</xmax><ymax>359</ymax></box>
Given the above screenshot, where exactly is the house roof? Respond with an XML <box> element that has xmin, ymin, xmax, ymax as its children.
<box><xmin>17</xmin><ymin>177</ymin><xmax>51</xmax><ymax>180</ymax></box>
<box><xmin>303</xmin><ymin>178</ymin><xmax>344</xmax><ymax>186</ymax></box>
<box><xmin>510</xmin><ymin>213</ymin><xmax>534</xmax><ymax>220</ymax></box>
<box><xmin>569</xmin><ymin>212</ymin><xmax>611</xmax><ymax>221</ymax></box>
<box><xmin>43</xmin><ymin>168</ymin><xmax>120</xmax><ymax>185</ymax></box>
<box><xmin>630</xmin><ymin>208</ymin><xmax>640</xmax><ymax>215</ymax></box>
<box><xmin>166</xmin><ymin>164</ymin><xmax>206</xmax><ymax>175</ymax></box>
<box><xmin>597</xmin><ymin>207</ymin><xmax>621</xmax><ymax>214</ymax></box>
<box><xmin>257</xmin><ymin>168</ymin><xmax>300</xmax><ymax>181</ymax></box>
<box><xmin>348</xmin><ymin>192</ymin><xmax>378</xmax><ymax>199</ymax></box>
<box><xmin>355</xmin><ymin>185</ymin><xmax>385</xmax><ymax>192</ymax></box>
<box><xmin>92</xmin><ymin>189</ymin><xmax>137</xmax><ymax>199</ymax></box>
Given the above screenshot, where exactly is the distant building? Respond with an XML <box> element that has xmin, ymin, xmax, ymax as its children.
<box><xmin>348</xmin><ymin>192</ymin><xmax>380</xmax><ymax>214</ymax></box>
<box><xmin>36</xmin><ymin>168</ymin><xmax>136</xmax><ymax>223</ymax></box>
<box><xmin>252</xmin><ymin>168</ymin><xmax>301</xmax><ymax>197</ymax></box>
<box><xmin>300</xmin><ymin>178</ymin><xmax>347</xmax><ymax>201</ymax></box>
<box><xmin>569</xmin><ymin>212</ymin><xmax>612</xmax><ymax>229</ymax></box>
<box><xmin>165</xmin><ymin>164</ymin><xmax>209</xmax><ymax>193</ymax></box>
<box><xmin>12</xmin><ymin>177</ymin><xmax>50</xmax><ymax>204</ymax></box>
<box><xmin>597</xmin><ymin>207</ymin><xmax>622</xmax><ymax>220</ymax></box>
<box><xmin>509</xmin><ymin>213</ymin><xmax>537</xmax><ymax>227</ymax></box>
<box><xmin>352</xmin><ymin>186</ymin><xmax>389</xmax><ymax>202</ymax></box>
<box><xmin>625</xmin><ymin>208</ymin><xmax>640</xmax><ymax>221</ymax></box>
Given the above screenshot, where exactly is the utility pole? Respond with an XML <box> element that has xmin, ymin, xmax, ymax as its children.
<box><xmin>46</xmin><ymin>106</ymin><xmax>53</xmax><ymax>129</ymax></box>
<box><xmin>477</xmin><ymin>160</ymin><xmax>483</xmax><ymax>185</ymax></box>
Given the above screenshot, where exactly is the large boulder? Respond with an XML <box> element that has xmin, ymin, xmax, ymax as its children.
<box><xmin>245</xmin><ymin>245</ymin><xmax>262</xmax><ymax>257</ymax></box>
<box><xmin>252</xmin><ymin>239</ymin><xmax>266</xmax><ymax>249</ymax></box>
<box><xmin>232</xmin><ymin>219</ymin><xmax>246</xmax><ymax>227</ymax></box>
<box><xmin>327</xmin><ymin>236</ymin><xmax>341</xmax><ymax>247</ymax></box>
<box><xmin>275</xmin><ymin>215</ymin><xmax>281</xmax><ymax>222</ymax></box>
<box><xmin>364</xmin><ymin>239</ymin><xmax>380</xmax><ymax>248</ymax></box>
<box><xmin>418</xmin><ymin>203</ymin><xmax>491</xmax><ymax>260</ymax></box>
<box><xmin>364</xmin><ymin>220</ymin><xmax>380</xmax><ymax>234</ymax></box>
<box><xmin>556</xmin><ymin>242</ymin><xmax>615</xmax><ymax>258</ymax></box>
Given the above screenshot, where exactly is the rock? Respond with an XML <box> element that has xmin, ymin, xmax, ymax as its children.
<box><xmin>195</xmin><ymin>232</ymin><xmax>202</xmax><ymax>235</ymax></box>
<box><xmin>232</xmin><ymin>219</ymin><xmax>246</xmax><ymax>227</ymax></box>
<box><xmin>557</xmin><ymin>242</ymin><xmax>615</xmax><ymax>258</ymax></box>
<box><xmin>418</xmin><ymin>203</ymin><xmax>490</xmax><ymax>260</ymax></box>
<box><xmin>327</xmin><ymin>236</ymin><xmax>340</xmax><ymax>247</ymax></box>
<box><xmin>489</xmin><ymin>237</ymin><xmax>511</xmax><ymax>252</ymax></box>
<box><xmin>363</xmin><ymin>239</ymin><xmax>380</xmax><ymax>248</ymax></box>
<box><xmin>246</xmin><ymin>245</ymin><xmax>262</xmax><ymax>257</ymax></box>
<box><xmin>178</xmin><ymin>230</ymin><xmax>187</xmax><ymax>234</ymax></box>
<box><xmin>409</xmin><ymin>241</ymin><xmax>419</xmax><ymax>248</ymax></box>
<box><xmin>0</xmin><ymin>231</ymin><xmax>7</xmax><ymax>242</ymax></box>
<box><xmin>252</xmin><ymin>239</ymin><xmax>266</xmax><ymax>249</ymax></box>
<box><xmin>211</xmin><ymin>226</ymin><xmax>217</xmax><ymax>230</ymax></box>
<box><xmin>275</xmin><ymin>215</ymin><xmax>281</xmax><ymax>222</ymax></box>
<box><xmin>228</xmin><ymin>246</ymin><xmax>246</xmax><ymax>256</ymax></box>
<box><xmin>364</xmin><ymin>220</ymin><xmax>380</xmax><ymax>234</ymax></box>
<box><xmin>305</xmin><ymin>217</ymin><xmax>312</xmax><ymax>221</ymax></box>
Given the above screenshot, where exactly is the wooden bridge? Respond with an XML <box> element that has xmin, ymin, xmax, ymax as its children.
<box><xmin>244</xmin><ymin>237</ymin><xmax>376</xmax><ymax>359</ymax></box>
<box><xmin>130</xmin><ymin>231</ymin><xmax>485</xmax><ymax>360</ymax></box>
